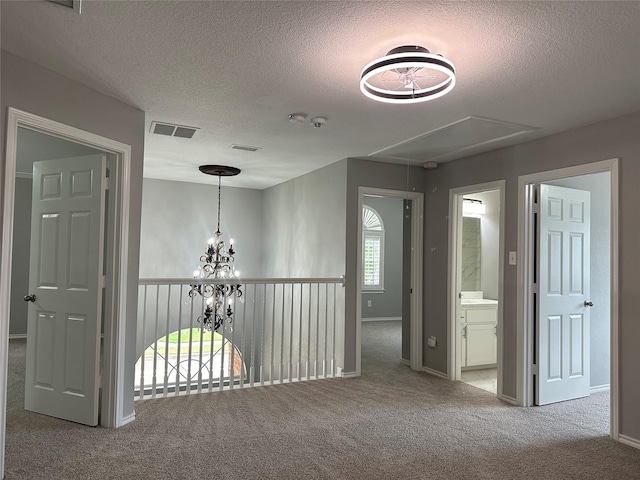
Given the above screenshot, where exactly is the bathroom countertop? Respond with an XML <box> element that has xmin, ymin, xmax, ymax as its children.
<box><xmin>461</xmin><ymin>298</ymin><xmax>498</xmax><ymax>306</ymax></box>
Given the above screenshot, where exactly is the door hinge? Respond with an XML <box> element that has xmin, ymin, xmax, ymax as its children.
<box><xmin>99</xmin><ymin>275</ymin><xmax>106</xmax><ymax>289</ymax></box>
<box><xmin>103</xmin><ymin>177</ymin><xmax>110</xmax><ymax>190</ymax></box>
<box><xmin>533</xmin><ymin>203</ymin><xmax>540</xmax><ymax>214</ymax></box>
<box><xmin>532</xmin><ymin>364</ymin><xmax>539</xmax><ymax>375</ymax></box>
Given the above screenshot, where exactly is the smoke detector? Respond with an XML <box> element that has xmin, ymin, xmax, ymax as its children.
<box><xmin>310</xmin><ymin>117</ymin><xmax>327</xmax><ymax>128</ymax></box>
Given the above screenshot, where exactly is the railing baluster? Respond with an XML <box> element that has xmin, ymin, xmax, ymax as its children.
<box><xmin>315</xmin><ymin>282</ymin><xmax>320</xmax><ymax>379</ymax></box>
<box><xmin>152</xmin><ymin>284</ymin><xmax>160</xmax><ymax>398</ymax></box>
<box><xmin>260</xmin><ymin>283</ymin><xmax>266</xmax><ymax>387</ymax></box>
<box><xmin>239</xmin><ymin>285</ymin><xmax>247</xmax><ymax>388</ymax></box>
<box><xmin>163</xmin><ymin>285</ymin><xmax>171</xmax><ymax>397</ymax></box>
<box><xmin>324</xmin><ymin>283</ymin><xmax>328</xmax><ymax>378</ymax></box>
<box><xmin>306</xmin><ymin>282</ymin><xmax>311</xmax><ymax>380</ymax></box>
<box><xmin>219</xmin><ymin>289</ymin><xmax>226</xmax><ymax>392</ymax></box>
<box><xmin>279</xmin><ymin>283</ymin><xmax>285</xmax><ymax>382</ymax></box>
<box><xmin>139</xmin><ymin>285</ymin><xmax>148</xmax><ymax>400</ymax></box>
<box><xmin>270</xmin><ymin>283</ymin><xmax>276</xmax><ymax>385</ymax></box>
<box><xmin>187</xmin><ymin>294</ymin><xmax>194</xmax><ymax>395</ymax></box>
<box><xmin>197</xmin><ymin>295</ymin><xmax>204</xmax><ymax>394</ymax></box>
<box><xmin>288</xmin><ymin>283</ymin><xmax>294</xmax><ymax>383</ymax></box>
<box><xmin>332</xmin><ymin>282</ymin><xmax>336</xmax><ymax>376</ymax></box>
<box><xmin>250</xmin><ymin>283</ymin><xmax>257</xmax><ymax>387</ymax></box>
<box><xmin>230</xmin><ymin>289</ymin><xmax>237</xmax><ymax>390</ymax></box>
<box><xmin>175</xmin><ymin>284</ymin><xmax>183</xmax><ymax>395</ymax></box>
<box><xmin>298</xmin><ymin>281</ymin><xmax>303</xmax><ymax>382</ymax></box>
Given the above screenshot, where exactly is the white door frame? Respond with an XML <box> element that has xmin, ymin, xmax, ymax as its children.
<box><xmin>356</xmin><ymin>187</ymin><xmax>424</xmax><ymax>375</ymax></box>
<box><xmin>447</xmin><ymin>180</ymin><xmax>505</xmax><ymax>399</ymax></box>
<box><xmin>516</xmin><ymin>158</ymin><xmax>619</xmax><ymax>439</ymax></box>
<box><xmin>0</xmin><ymin>108</ymin><xmax>132</xmax><ymax>465</ymax></box>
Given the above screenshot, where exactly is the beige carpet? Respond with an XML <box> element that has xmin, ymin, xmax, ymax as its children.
<box><xmin>5</xmin><ymin>322</ymin><xmax>639</xmax><ymax>479</ymax></box>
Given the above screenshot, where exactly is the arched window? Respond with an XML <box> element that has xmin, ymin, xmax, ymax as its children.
<box><xmin>135</xmin><ymin>328</ymin><xmax>244</xmax><ymax>396</ymax></box>
<box><xmin>362</xmin><ymin>206</ymin><xmax>384</xmax><ymax>290</ymax></box>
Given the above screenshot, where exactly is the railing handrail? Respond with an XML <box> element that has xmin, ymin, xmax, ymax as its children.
<box><xmin>139</xmin><ymin>276</ymin><xmax>345</xmax><ymax>286</ymax></box>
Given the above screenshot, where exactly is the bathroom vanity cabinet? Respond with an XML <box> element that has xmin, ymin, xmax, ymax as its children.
<box><xmin>460</xmin><ymin>299</ymin><xmax>498</xmax><ymax>368</ymax></box>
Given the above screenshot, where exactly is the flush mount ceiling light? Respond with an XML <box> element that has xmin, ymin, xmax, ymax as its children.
<box><xmin>360</xmin><ymin>45</ymin><xmax>456</xmax><ymax>104</ymax></box>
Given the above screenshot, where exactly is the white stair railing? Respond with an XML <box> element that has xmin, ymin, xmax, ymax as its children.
<box><xmin>136</xmin><ymin>277</ymin><xmax>345</xmax><ymax>400</ymax></box>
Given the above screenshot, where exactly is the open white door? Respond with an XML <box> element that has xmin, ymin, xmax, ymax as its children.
<box><xmin>536</xmin><ymin>184</ymin><xmax>591</xmax><ymax>405</ymax></box>
<box><xmin>24</xmin><ymin>155</ymin><xmax>107</xmax><ymax>425</ymax></box>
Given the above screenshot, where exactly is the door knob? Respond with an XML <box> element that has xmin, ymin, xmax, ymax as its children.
<box><xmin>23</xmin><ymin>294</ymin><xmax>36</xmax><ymax>302</ymax></box>
<box><xmin>584</xmin><ymin>300</ymin><xmax>593</xmax><ymax>307</ymax></box>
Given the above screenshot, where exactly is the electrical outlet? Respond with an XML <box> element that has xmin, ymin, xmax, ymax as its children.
<box><xmin>367</xmin><ymin>300</ymin><xmax>372</xmax><ymax>307</ymax></box>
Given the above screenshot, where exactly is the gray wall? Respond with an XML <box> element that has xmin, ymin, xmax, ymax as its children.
<box><xmin>419</xmin><ymin>111</ymin><xmax>639</xmax><ymax>440</ymax></box>
<box><xmin>9</xmin><ymin>177</ymin><xmax>32</xmax><ymax>335</ymax></box>
<box><xmin>262</xmin><ymin>160</ymin><xmax>347</xmax><ymax>278</ymax></box>
<box><xmin>362</xmin><ymin>196</ymin><xmax>403</xmax><ymax>320</ymax></box>
<box><xmin>139</xmin><ymin>179</ymin><xmax>264</xmax><ymax>278</ymax></box>
<box><xmin>548</xmin><ymin>172</ymin><xmax>610</xmax><ymax>389</ymax></box>
<box><xmin>1</xmin><ymin>50</ymin><xmax>146</xmax><ymax>421</ymax></box>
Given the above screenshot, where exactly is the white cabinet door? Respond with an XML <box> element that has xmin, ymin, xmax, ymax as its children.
<box><xmin>536</xmin><ymin>184</ymin><xmax>591</xmax><ymax>406</ymax></box>
<box><xmin>466</xmin><ymin>323</ymin><xmax>497</xmax><ymax>366</ymax></box>
<box><xmin>24</xmin><ymin>155</ymin><xmax>106</xmax><ymax>426</ymax></box>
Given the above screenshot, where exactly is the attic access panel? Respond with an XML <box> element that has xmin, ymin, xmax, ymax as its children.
<box><xmin>370</xmin><ymin>116</ymin><xmax>537</xmax><ymax>163</ymax></box>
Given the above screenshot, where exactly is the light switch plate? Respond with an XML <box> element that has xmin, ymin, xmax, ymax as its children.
<box><xmin>509</xmin><ymin>251</ymin><xmax>517</xmax><ymax>265</ymax></box>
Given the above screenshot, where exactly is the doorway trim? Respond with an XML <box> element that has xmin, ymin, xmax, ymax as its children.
<box><xmin>516</xmin><ymin>158</ymin><xmax>619</xmax><ymax>439</ymax></box>
<box><xmin>1</xmin><ymin>108</ymin><xmax>132</xmax><ymax>435</ymax></box>
<box><xmin>356</xmin><ymin>187</ymin><xmax>424</xmax><ymax>375</ymax></box>
<box><xmin>447</xmin><ymin>180</ymin><xmax>505</xmax><ymax>399</ymax></box>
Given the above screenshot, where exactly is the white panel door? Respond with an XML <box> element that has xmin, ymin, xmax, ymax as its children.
<box><xmin>536</xmin><ymin>184</ymin><xmax>591</xmax><ymax>405</ymax></box>
<box><xmin>24</xmin><ymin>155</ymin><xmax>106</xmax><ymax>425</ymax></box>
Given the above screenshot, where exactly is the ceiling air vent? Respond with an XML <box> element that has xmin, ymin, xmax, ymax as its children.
<box><xmin>150</xmin><ymin>121</ymin><xmax>199</xmax><ymax>139</ymax></box>
<box><xmin>48</xmin><ymin>0</ymin><xmax>82</xmax><ymax>13</ymax></box>
<box><xmin>230</xmin><ymin>144</ymin><xmax>261</xmax><ymax>152</ymax></box>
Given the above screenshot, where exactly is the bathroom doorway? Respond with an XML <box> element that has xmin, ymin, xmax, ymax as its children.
<box><xmin>448</xmin><ymin>181</ymin><xmax>505</xmax><ymax>397</ymax></box>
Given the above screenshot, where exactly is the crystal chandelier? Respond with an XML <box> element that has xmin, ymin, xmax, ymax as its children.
<box><xmin>188</xmin><ymin>165</ymin><xmax>243</xmax><ymax>332</ymax></box>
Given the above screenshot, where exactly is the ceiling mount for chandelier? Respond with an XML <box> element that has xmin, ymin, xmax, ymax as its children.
<box><xmin>360</xmin><ymin>45</ymin><xmax>456</xmax><ymax>104</ymax></box>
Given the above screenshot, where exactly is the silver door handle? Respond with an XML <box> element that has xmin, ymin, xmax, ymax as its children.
<box><xmin>584</xmin><ymin>300</ymin><xmax>593</xmax><ymax>307</ymax></box>
<box><xmin>23</xmin><ymin>294</ymin><xmax>36</xmax><ymax>302</ymax></box>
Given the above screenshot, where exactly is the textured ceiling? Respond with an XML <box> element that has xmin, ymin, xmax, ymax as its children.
<box><xmin>2</xmin><ymin>1</ymin><xmax>639</xmax><ymax>189</ymax></box>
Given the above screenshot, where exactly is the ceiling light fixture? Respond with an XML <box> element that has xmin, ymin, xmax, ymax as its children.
<box><xmin>288</xmin><ymin>113</ymin><xmax>307</xmax><ymax>124</ymax></box>
<box><xmin>463</xmin><ymin>198</ymin><xmax>486</xmax><ymax>216</ymax></box>
<box><xmin>360</xmin><ymin>45</ymin><xmax>456</xmax><ymax>104</ymax></box>
<box><xmin>188</xmin><ymin>165</ymin><xmax>243</xmax><ymax>332</ymax></box>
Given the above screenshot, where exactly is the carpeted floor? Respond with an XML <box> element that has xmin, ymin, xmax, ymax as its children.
<box><xmin>5</xmin><ymin>322</ymin><xmax>639</xmax><ymax>479</ymax></box>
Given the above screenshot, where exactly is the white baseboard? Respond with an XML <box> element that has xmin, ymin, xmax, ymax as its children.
<box><xmin>9</xmin><ymin>334</ymin><xmax>27</xmax><ymax>340</ymax></box>
<box><xmin>400</xmin><ymin>358</ymin><xmax>410</xmax><ymax>367</ymax></box>
<box><xmin>619</xmin><ymin>434</ymin><xmax>640</xmax><ymax>450</ymax></box>
<box><xmin>590</xmin><ymin>384</ymin><xmax>610</xmax><ymax>393</ymax></box>
<box><xmin>119</xmin><ymin>412</ymin><xmax>136</xmax><ymax>427</ymax></box>
<box><xmin>340</xmin><ymin>371</ymin><xmax>359</xmax><ymax>378</ymax></box>
<box><xmin>500</xmin><ymin>394</ymin><xmax>518</xmax><ymax>406</ymax></box>
<box><xmin>361</xmin><ymin>317</ymin><xmax>402</xmax><ymax>322</ymax></box>
<box><xmin>422</xmin><ymin>366</ymin><xmax>448</xmax><ymax>379</ymax></box>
